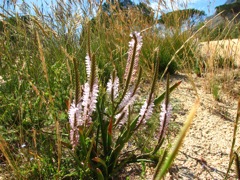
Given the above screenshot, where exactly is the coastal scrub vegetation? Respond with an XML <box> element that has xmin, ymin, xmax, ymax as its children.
<box><xmin>0</xmin><ymin>0</ymin><xmax>239</xmax><ymax>179</ymax></box>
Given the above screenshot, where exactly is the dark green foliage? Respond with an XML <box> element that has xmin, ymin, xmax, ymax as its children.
<box><xmin>194</xmin><ymin>1</ymin><xmax>240</xmax><ymax>41</ymax></box>
<box><xmin>137</xmin><ymin>2</ymin><xmax>154</xmax><ymax>20</ymax></box>
<box><xmin>101</xmin><ymin>0</ymin><xmax>154</xmax><ymax>22</ymax></box>
<box><xmin>0</xmin><ymin>15</ymin><xmax>34</xmax><ymax>42</ymax></box>
<box><xmin>102</xmin><ymin>0</ymin><xmax>135</xmax><ymax>12</ymax></box>
<box><xmin>216</xmin><ymin>2</ymin><xmax>240</xmax><ymax>18</ymax></box>
<box><xmin>87</xmin><ymin>2</ymin><xmax>155</xmax><ymax>83</ymax></box>
<box><xmin>153</xmin><ymin>34</ymin><xmax>195</xmax><ymax>75</ymax></box>
<box><xmin>159</xmin><ymin>8</ymin><xmax>206</xmax><ymax>28</ymax></box>
<box><xmin>158</xmin><ymin>46</ymin><xmax>178</xmax><ymax>75</ymax></box>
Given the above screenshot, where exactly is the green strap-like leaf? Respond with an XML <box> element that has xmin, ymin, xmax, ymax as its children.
<box><xmin>234</xmin><ymin>152</ymin><xmax>240</xmax><ymax>179</ymax></box>
<box><xmin>85</xmin><ymin>137</ymin><xmax>94</xmax><ymax>165</ymax></box>
<box><xmin>79</xmin><ymin>128</ymin><xmax>87</xmax><ymax>155</ymax></box>
<box><xmin>225</xmin><ymin>98</ymin><xmax>240</xmax><ymax>179</ymax></box>
<box><xmin>108</xmin><ymin>115</ymin><xmax>140</xmax><ymax>175</ymax></box>
<box><xmin>152</xmin><ymin>149</ymin><xmax>168</xmax><ymax>179</ymax></box>
<box><xmin>92</xmin><ymin>157</ymin><xmax>108</xmax><ymax>177</ymax></box>
<box><xmin>96</xmin><ymin>168</ymin><xmax>105</xmax><ymax>180</ymax></box>
<box><xmin>97</xmin><ymin>98</ymin><xmax>109</xmax><ymax>156</ymax></box>
<box><xmin>154</xmin><ymin>81</ymin><xmax>181</xmax><ymax>106</ymax></box>
<box><xmin>107</xmin><ymin>118</ymin><xmax>113</xmax><ymax>153</ymax></box>
<box><xmin>154</xmin><ymin>98</ymin><xmax>200</xmax><ymax>179</ymax></box>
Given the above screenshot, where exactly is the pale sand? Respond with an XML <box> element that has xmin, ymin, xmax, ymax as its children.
<box><xmin>198</xmin><ymin>39</ymin><xmax>240</xmax><ymax>68</ymax></box>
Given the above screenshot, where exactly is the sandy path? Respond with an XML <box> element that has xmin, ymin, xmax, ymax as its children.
<box><xmin>166</xmin><ymin>73</ymin><xmax>240</xmax><ymax>179</ymax></box>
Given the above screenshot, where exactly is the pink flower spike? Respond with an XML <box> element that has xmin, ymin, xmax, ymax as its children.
<box><xmin>68</xmin><ymin>103</ymin><xmax>80</xmax><ymax>129</ymax></box>
<box><xmin>118</xmin><ymin>88</ymin><xmax>137</xmax><ymax>110</ymax></box>
<box><xmin>115</xmin><ymin>108</ymin><xmax>129</xmax><ymax>127</ymax></box>
<box><xmin>159</xmin><ymin>103</ymin><xmax>172</xmax><ymax>137</ymax></box>
<box><xmin>124</xmin><ymin>32</ymin><xmax>143</xmax><ymax>83</ymax></box>
<box><xmin>85</xmin><ymin>54</ymin><xmax>91</xmax><ymax>79</ymax></box>
<box><xmin>139</xmin><ymin>99</ymin><xmax>154</xmax><ymax>125</ymax></box>
<box><xmin>89</xmin><ymin>81</ymin><xmax>99</xmax><ymax>112</ymax></box>
<box><xmin>107</xmin><ymin>75</ymin><xmax>119</xmax><ymax>99</ymax></box>
<box><xmin>68</xmin><ymin>102</ymin><xmax>83</xmax><ymax>149</ymax></box>
<box><xmin>82</xmin><ymin>80</ymin><xmax>99</xmax><ymax>125</ymax></box>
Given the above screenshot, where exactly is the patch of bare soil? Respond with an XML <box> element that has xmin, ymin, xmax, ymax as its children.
<box><xmin>115</xmin><ymin>70</ymin><xmax>240</xmax><ymax>180</ymax></box>
<box><xmin>164</xmin><ymin>71</ymin><xmax>240</xmax><ymax>179</ymax></box>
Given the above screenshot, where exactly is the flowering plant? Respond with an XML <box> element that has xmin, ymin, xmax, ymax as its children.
<box><xmin>68</xmin><ymin>31</ymin><xmax>181</xmax><ymax>179</ymax></box>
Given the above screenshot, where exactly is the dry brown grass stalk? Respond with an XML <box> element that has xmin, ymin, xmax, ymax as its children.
<box><xmin>0</xmin><ymin>135</ymin><xmax>20</xmax><ymax>178</ymax></box>
<box><xmin>36</xmin><ymin>31</ymin><xmax>49</xmax><ymax>84</ymax></box>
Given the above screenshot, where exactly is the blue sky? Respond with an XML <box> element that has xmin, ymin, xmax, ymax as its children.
<box><xmin>148</xmin><ymin>0</ymin><xmax>226</xmax><ymax>15</ymax></box>
<box><xmin>1</xmin><ymin>0</ymin><xmax>227</xmax><ymax>16</ymax></box>
<box><xmin>187</xmin><ymin>0</ymin><xmax>226</xmax><ymax>15</ymax></box>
